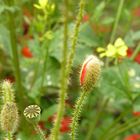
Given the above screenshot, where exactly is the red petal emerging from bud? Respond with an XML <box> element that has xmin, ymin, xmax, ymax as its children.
<box><xmin>80</xmin><ymin>55</ymin><xmax>101</xmax><ymax>92</ymax></box>
<box><xmin>80</xmin><ymin>57</ymin><xmax>93</xmax><ymax>85</ymax></box>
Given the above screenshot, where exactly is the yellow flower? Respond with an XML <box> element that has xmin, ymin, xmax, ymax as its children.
<box><xmin>97</xmin><ymin>38</ymin><xmax>128</xmax><ymax>58</ymax></box>
<box><xmin>34</xmin><ymin>0</ymin><xmax>48</xmax><ymax>10</ymax></box>
<box><xmin>34</xmin><ymin>0</ymin><xmax>55</xmax><ymax>13</ymax></box>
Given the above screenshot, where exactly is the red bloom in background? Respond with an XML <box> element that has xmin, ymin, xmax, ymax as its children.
<box><xmin>83</xmin><ymin>14</ymin><xmax>89</xmax><ymax>22</ymax></box>
<box><xmin>132</xmin><ymin>7</ymin><xmax>140</xmax><ymax>17</ymax></box>
<box><xmin>60</xmin><ymin>117</ymin><xmax>71</xmax><ymax>133</ymax></box>
<box><xmin>48</xmin><ymin>115</ymin><xmax>72</xmax><ymax>133</ymax></box>
<box><xmin>92</xmin><ymin>24</ymin><xmax>111</xmax><ymax>33</ymax></box>
<box><xmin>127</xmin><ymin>48</ymin><xmax>140</xmax><ymax>64</ymax></box>
<box><xmin>38</xmin><ymin>121</ymin><xmax>47</xmax><ymax>130</ymax></box>
<box><xmin>22</xmin><ymin>46</ymin><xmax>33</xmax><ymax>58</ymax></box>
<box><xmin>124</xmin><ymin>134</ymin><xmax>140</xmax><ymax>140</ymax></box>
<box><xmin>133</xmin><ymin>112</ymin><xmax>140</xmax><ymax>117</ymax></box>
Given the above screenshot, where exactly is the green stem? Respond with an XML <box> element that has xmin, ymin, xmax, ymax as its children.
<box><xmin>40</xmin><ymin>45</ymin><xmax>49</xmax><ymax>89</ymax></box>
<box><xmin>33</xmin><ymin>123</ymin><xmax>46</xmax><ymax>140</ymax></box>
<box><xmin>50</xmin><ymin>0</ymin><xmax>69</xmax><ymax>139</ymax></box>
<box><xmin>99</xmin><ymin>109</ymin><xmax>130</xmax><ymax>140</ymax></box>
<box><xmin>85</xmin><ymin>98</ymin><xmax>109</xmax><ymax>140</ymax></box>
<box><xmin>71</xmin><ymin>91</ymin><xmax>88</xmax><ymax>140</ymax></box>
<box><xmin>5</xmin><ymin>0</ymin><xmax>23</xmax><ymax>96</ymax></box>
<box><xmin>104</xmin><ymin>117</ymin><xmax>138</xmax><ymax>140</ymax></box>
<box><xmin>7</xmin><ymin>132</ymin><xmax>12</xmax><ymax>140</ymax></box>
<box><xmin>110</xmin><ymin>0</ymin><xmax>125</xmax><ymax>43</ymax></box>
<box><xmin>117</xmin><ymin>64</ymin><xmax>133</xmax><ymax>102</ymax></box>
<box><xmin>130</xmin><ymin>43</ymin><xmax>140</xmax><ymax>61</ymax></box>
<box><xmin>107</xmin><ymin>118</ymin><xmax>140</xmax><ymax>140</ymax></box>
<box><xmin>51</xmin><ymin>0</ymin><xmax>85</xmax><ymax>139</ymax></box>
<box><xmin>65</xmin><ymin>0</ymin><xmax>85</xmax><ymax>78</ymax></box>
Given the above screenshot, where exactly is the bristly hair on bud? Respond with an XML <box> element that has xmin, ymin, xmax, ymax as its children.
<box><xmin>80</xmin><ymin>55</ymin><xmax>101</xmax><ymax>92</ymax></box>
<box><xmin>0</xmin><ymin>102</ymin><xmax>19</xmax><ymax>133</ymax></box>
<box><xmin>0</xmin><ymin>80</ymin><xmax>19</xmax><ymax>136</ymax></box>
<box><xmin>1</xmin><ymin>80</ymin><xmax>15</xmax><ymax>103</ymax></box>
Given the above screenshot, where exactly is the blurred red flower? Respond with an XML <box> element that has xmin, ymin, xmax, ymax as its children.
<box><xmin>92</xmin><ymin>24</ymin><xmax>111</xmax><ymax>33</ymax></box>
<box><xmin>38</xmin><ymin>121</ymin><xmax>47</xmax><ymax>130</ymax></box>
<box><xmin>127</xmin><ymin>48</ymin><xmax>140</xmax><ymax>64</ymax></box>
<box><xmin>60</xmin><ymin>117</ymin><xmax>71</xmax><ymax>133</ymax></box>
<box><xmin>48</xmin><ymin>115</ymin><xmax>71</xmax><ymax>133</ymax></box>
<box><xmin>132</xmin><ymin>7</ymin><xmax>140</xmax><ymax>17</ymax></box>
<box><xmin>124</xmin><ymin>134</ymin><xmax>140</xmax><ymax>140</ymax></box>
<box><xmin>83</xmin><ymin>14</ymin><xmax>89</xmax><ymax>22</ymax></box>
<box><xmin>21</xmin><ymin>46</ymin><xmax>33</xmax><ymax>58</ymax></box>
<box><xmin>133</xmin><ymin>112</ymin><xmax>140</xmax><ymax>117</ymax></box>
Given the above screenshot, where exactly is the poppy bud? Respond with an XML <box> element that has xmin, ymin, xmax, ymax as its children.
<box><xmin>80</xmin><ymin>55</ymin><xmax>101</xmax><ymax>92</ymax></box>
<box><xmin>0</xmin><ymin>102</ymin><xmax>19</xmax><ymax>133</ymax></box>
<box><xmin>0</xmin><ymin>81</ymin><xmax>19</xmax><ymax>134</ymax></box>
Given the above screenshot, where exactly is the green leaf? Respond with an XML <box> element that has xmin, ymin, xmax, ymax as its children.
<box><xmin>41</xmin><ymin>104</ymin><xmax>58</xmax><ymax>121</ymax></box>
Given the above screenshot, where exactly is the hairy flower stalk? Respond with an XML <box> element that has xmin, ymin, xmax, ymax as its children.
<box><xmin>70</xmin><ymin>55</ymin><xmax>101</xmax><ymax>140</ymax></box>
<box><xmin>50</xmin><ymin>0</ymin><xmax>85</xmax><ymax>140</ymax></box>
<box><xmin>24</xmin><ymin>105</ymin><xmax>46</xmax><ymax>140</ymax></box>
<box><xmin>0</xmin><ymin>81</ymin><xmax>19</xmax><ymax>140</ymax></box>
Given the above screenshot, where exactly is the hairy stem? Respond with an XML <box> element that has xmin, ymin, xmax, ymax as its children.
<box><xmin>51</xmin><ymin>0</ymin><xmax>85</xmax><ymax>140</ymax></box>
<box><xmin>65</xmin><ymin>0</ymin><xmax>85</xmax><ymax>77</ymax></box>
<box><xmin>71</xmin><ymin>91</ymin><xmax>88</xmax><ymax>140</ymax></box>
<box><xmin>33</xmin><ymin>123</ymin><xmax>46</xmax><ymax>140</ymax></box>
<box><xmin>50</xmin><ymin>0</ymin><xmax>69</xmax><ymax>139</ymax></box>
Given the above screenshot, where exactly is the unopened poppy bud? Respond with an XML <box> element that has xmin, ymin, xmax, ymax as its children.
<box><xmin>0</xmin><ymin>102</ymin><xmax>19</xmax><ymax>133</ymax></box>
<box><xmin>1</xmin><ymin>80</ymin><xmax>15</xmax><ymax>102</ymax></box>
<box><xmin>80</xmin><ymin>55</ymin><xmax>101</xmax><ymax>92</ymax></box>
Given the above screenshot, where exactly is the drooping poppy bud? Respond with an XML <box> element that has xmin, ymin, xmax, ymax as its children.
<box><xmin>80</xmin><ymin>55</ymin><xmax>101</xmax><ymax>92</ymax></box>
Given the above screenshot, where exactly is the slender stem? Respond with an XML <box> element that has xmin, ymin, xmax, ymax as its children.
<box><xmin>50</xmin><ymin>0</ymin><xmax>69</xmax><ymax>139</ymax></box>
<box><xmin>71</xmin><ymin>91</ymin><xmax>88</xmax><ymax>140</ymax></box>
<box><xmin>7</xmin><ymin>132</ymin><xmax>12</xmax><ymax>140</ymax></box>
<box><xmin>104</xmin><ymin>117</ymin><xmax>138</xmax><ymax>140</ymax></box>
<box><xmin>107</xmin><ymin>118</ymin><xmax>140</xmax><ymax>140</ymax></box>
<box><xmin>130</xmin><ymin>43</ymin><xmax>140</xmax><ymax>61</ymax></box>
<box><xmin>51</xmin><ymin>0</ymin><xmax>85</xmax><ymax>139</ymax></box>
<box><xmin>65</xmin><ymin>0</ymin><xmax>85</xmax><ymax>77</ymax></box>
<box><xmin>40</xmin><ymin>11</ymin><xmax>51</xmax><ymax>90</ymax></box>
<box><xmin>33</xmin><ymin>123</ymin><xmax>46</xmax><ymax>140</ymax></box>
<box><xmin>85</xmin><ymin>98</ymin><xmax>109</xmax><ymax>140</ymax></box>
<box><xmin>99</xmin><ymin>109</ymin><xmax>130</xmax><ymax>140</ymax></box>
<box><xmin>110</xmin><ymin>0</ymin><xmax>125</xmax><ymax>43</ymax></box>
<box><xmin>40</xmin><ymin>45</ymin><xmax>49</xmax><ymax>89</ymax></box>
<box><xmin>5</xmin><ymin>0</ymin><xmax>23</xmax><ymax>96</ymax></box>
